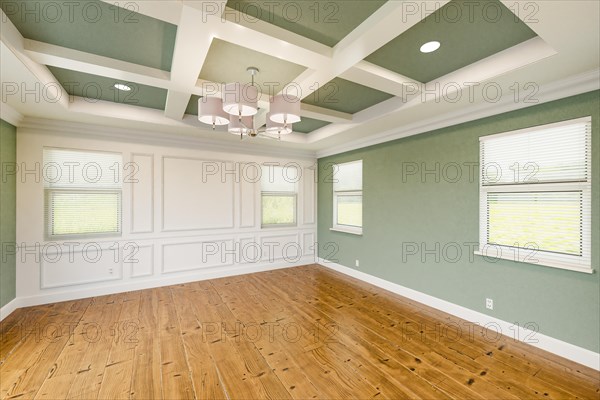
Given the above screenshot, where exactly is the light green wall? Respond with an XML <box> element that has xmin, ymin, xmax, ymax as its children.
<box><xmin>0</xmin><ymin>119</ymin><xmax>17</xmax><ymax>308</ymax></box>
<box><xmin>318</xmin><ymin>91</ymin><xmax>600</xmax><ymax>352</ymax></box>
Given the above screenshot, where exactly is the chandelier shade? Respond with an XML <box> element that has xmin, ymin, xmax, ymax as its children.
<box><xmin>228</xmin><ymin>116</ymin><xmax>253</xmax><ymax>135</ymax></box>
<box><xmin>269</xmin><ymin>94</ymin><xmax>301</xmax><ymax>124</ymax></box>
<box><xmin>222</xmin><ymin>83</ymin><xmax>259</xmax><ymax>116</ymax></box>
<box><xmin>196</xmin><ymin>67</ymin><xmax>300</xmax><ymax>140</ymax></box>
<box><xmin>266</xmin><ymin>112</ymin><xmax>293</xmax><ymax>135</ymax></box>
<box><xmin>198</xmin><ymin>97</ymin><xmax>229</xmax><ymax>126</ymax></box>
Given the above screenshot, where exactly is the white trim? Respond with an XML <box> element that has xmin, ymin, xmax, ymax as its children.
<box><xmin>479</xmin><ymin>116</ymin><xmax>592</xmax><ymax>142</ymax></box>
<box><xmin>318</xmin><ymin>258</ymin><xmax>600</xmax><ymax>371</ymax></box>
<box><xmin>329</xmin><ymin>227</ymin><xmax>363</xmax><ymax>236</ymax></box>
<box><xmin>18</xmin><ymin>118</ymin><xmax>317</xmax><ymax>160</ymax></box>
<box><xmin>0</xmin><ymin>298</ymin><xmax>20</xmax><ymax>321</ymax></box>
<box><xmin>316</xmin><ymin>69</ymin><xmax>600</xmax><ymax>158</ymax></box>
<box><xmin>478</xmin><ymin>118</ymin><xmax>592</xmax><ymax>274</ymax></box>
<box><xmin>16</xmin><ymin>257</ymin><xmax>314</xmax><ymax>309</ymax></box>
<box><xmin>0</xmin><ymin>102</ymin><xmax>23</xmax><ymax>127</ymax></box>
<box><xmin>473</xmin><ymin>250</ymin><xmax>593</xmax><ymax>274</ymax></box>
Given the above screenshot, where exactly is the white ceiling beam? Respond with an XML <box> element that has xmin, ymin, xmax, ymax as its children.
<box><xmin>333</xmin><ymin>1</ymin><xmax>447</xmax><ymax>75</ymax></box>
<box><xmin>432</xmin><ymin>36</ymin><xmax>557</xmax><ymax>98</ymax></box>
<box><xmin>193</xmin><ymin>78</ymin><xmax>352</xmax><ymax>123</ymax></box>
<box><xmin>341</xmin><ymin>61</ymin><xmax>421</xmax><ymax>98</ymax></box>
<box><xmin>165</xmin><ymin>1</ymin><xmax>226</xmax><ymax>119</ymax></box>
<box><xmin>24</xmin><ymin>40</ymin><xmax>171</xmax><ymax>88</ymax></box>
<box><xmin>305</xmin><ymin>37</ymin><xmax>558</xmax><ymax>144</ymax></box>
<box><xmin>217</xmin><ymin>7</ymin><xmax>332</xmax><ymax>69</ymax></box>
<box><xmin>164</xmin><ymin>91</ymin><xmax>192</xmax><ymax>120</ymax></box>
<box><xmin>11</xmin><ymin>33</ymin><xmax>351</xmax><ymax>124</ymax></box>
<box><xmin>299</xmin><ymin>104</ymin><xmax>352</xmax><ymax>124</ymax></box>
<box><xmin>0</xmin><ymin>10</ymin><xmax>69</xmax><ymax>108</ymax></box>
<box><xmin>286</xmin><ymin>0</ymin><xmax>449</xmax><ymax>100</ymax></box>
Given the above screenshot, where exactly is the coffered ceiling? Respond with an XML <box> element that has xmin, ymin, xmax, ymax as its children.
<box><xmin>0</xmin><ymin>0</ymin><xmax>598</xmax><ymax>157</ymax></box>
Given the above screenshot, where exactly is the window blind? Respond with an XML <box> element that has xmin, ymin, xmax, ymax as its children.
<box><xmin>43</xmin><ymin>148</ymin><xmax>122</xmax><ymax>189</ymax></box>
<box><xmin>333</xmin><ymin>160</ymin><xmax>363</xmax><ymax>191</ymax></box>
<box><xmin>261</xmin><ymin>165</ymin><xmax>298</xmax><ymax>226</ymax></box>
<box><xmin>481</xmin><ymin>119</ymin><xmax>591</xmax><ymax>185</ymax></box>
<box><xmin>478</xmin><ymin>116</ymin><xmax>592</xmax><ymax>272</ymax></box>
<box><xmin>486</xmin><ymin>191</ymin><xmax>583</xmax><ymax>256</ymax></box>
<box><xmin>46</xmin><ymin>191</ymin><xmax>122</xmax><ymax>236</ymax></box>
<box><xmin>44</xmin><ymin>148</ymin><xmax>123</xmax><ymax>238</ymax></box>
<box><xmin>261</xmin><ymin>165</ymin><xmax>298</xmax><ymax>192</ymax></box>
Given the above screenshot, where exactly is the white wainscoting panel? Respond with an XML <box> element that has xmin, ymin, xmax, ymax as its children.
<box><xmin>130</xmin><ymin>153</ymin><xmax>154</xmax><ymax>233</ymax></box>
<box><xmin>239</xmin><ymin>164</ymin><xmax>257</xmax><ymax>228</ymax></box>
<box><xmin>128</xmin><ymin>244</ymin><xmax>154</xmax><ymax>278</ymax></box>
<box><xmin>13</xmin><ymin>127</ymin><xmax>316</xmax><ymax>321</ymax></box>
<box><xmin>260</xmin><ymin>234</ymin><xmax>301</xmax><ymax>262</ymax></box>
<box><xmin>303</xmin><ymin>167</ymin><xmax>316</xmax><ymax>224</ymax></box>
<box><xmin>40</xmin><ymin>244</ymin><xmax>123</xmax><ymax>289</ymax></box>
<box><xmin>303</xmin><ymin>232</ymin><xmax>316</xmax><ymax>256</ymax></box>
<box><xmin>239</xmin><ymin>236</ymin><xmax>259</xmax><ymax>264</ymax></box>
<box><xmin>162</xmin><ymin>239</ymin><xmax>235</xmax><ymax>273</ymax></box>
<box><xmin>162</xmin><ymin>157</ymin><xmax>235</xmax><ymax>232</ymax></box>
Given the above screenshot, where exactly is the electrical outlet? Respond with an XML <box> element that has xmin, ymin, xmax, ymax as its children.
<box><xmin>355</xmin><ymin>259</ymin><xmax>360</xmax><ymax>267</ymax></box>
<box><xmin>109</xmin><ymin>268</ymin><xmax>113</xmax><ymax>275</ymax></box>
<box><xmin>486</xmin><ymin>298</ymin><xmax>494</xmax><ymax>310</ymax></box>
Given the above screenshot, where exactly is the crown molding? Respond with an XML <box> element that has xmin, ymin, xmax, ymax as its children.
<box><xmin>0</xmin><ymin>102</ymin><xmax>24</xmax><ymax>127</ymax></box>
<box><xmin>316</xmin><ymin>69</ymin><xmax>600</xmax><ymax>158</ymax></box>
<box><xmin>18</xmin><ymin>118</ymin><xmax>317</xmax><ymax>160</ymax></box>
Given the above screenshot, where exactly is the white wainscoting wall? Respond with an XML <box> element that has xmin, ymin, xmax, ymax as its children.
<box><xmin>15</xmin><ymin>124</ymin><xmax>317</xmax><ymax>307</ymax></box>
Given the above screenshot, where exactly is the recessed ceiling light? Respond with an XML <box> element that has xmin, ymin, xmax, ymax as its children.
<box><xmin>420</xmin><ymin>41</ymin><xmax>441</xmax><ymax>53</ymax></box>
<box><xmin>114</xmin><ymin>83</ymin><xmax>131</xmax><ymax>91</ymax></box>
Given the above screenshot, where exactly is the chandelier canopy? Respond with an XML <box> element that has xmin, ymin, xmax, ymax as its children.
<box><xmin>197</xmin><ymin>67</ymin><xmax>301</xmax><ymax>139</ymax></box>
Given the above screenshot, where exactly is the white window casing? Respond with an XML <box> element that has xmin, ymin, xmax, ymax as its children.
<box><xmin>43</xmin><ymin>148</ymin><xmax>123</xmax><ymax>240</ymax></box>
<box><xmin>476</xmin><ymin>116</ymin><xmax>592</xmax><ymax>273</ymax></box>
<box><xmin>332</xmin><ymin>160</ymin><xmax>363</xmax><ymax>235</ymax></box>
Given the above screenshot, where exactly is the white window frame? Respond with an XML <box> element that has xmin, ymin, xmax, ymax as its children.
<box><xmin>475</xmin><ymin>117</ymin><xmax>592</xmax><ymax>273</ymax></box>
<box><xmin>260</xmin><ymin>165</ymin><xmax>298</xmax><ymax>228</ymax></box>
<box><xmin>260</xmin><ymin>191</ymin><xmax>298</xmax><ymax>228</ymax></box>
<box><xmin>44</xmin><ymin>147</ymin><xmax>123</xmax><ymax>240</ymax></box>
<box><xmin>331</xmin><ymin>160</ymin><xmax>363</xmax><ymax>235</ymax></box>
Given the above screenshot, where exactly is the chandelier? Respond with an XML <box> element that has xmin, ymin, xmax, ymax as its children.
<box><xmin>197</xmin><ymin>67</ymin><xmax>301</xmax><ymax>139</ymax></box>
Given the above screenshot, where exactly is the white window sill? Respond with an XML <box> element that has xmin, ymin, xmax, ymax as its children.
<box><xmin>473</xmin><ymin>250</ymin><xmax>593</xmax><ymax>274</ymax></box>
<box><xmin>330</xmin><ymin>227</ymin><xmax>363</xmax><ymax>236</ymax></box>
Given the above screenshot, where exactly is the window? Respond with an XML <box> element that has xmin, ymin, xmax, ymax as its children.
<box><xmin>477</xmin><ymin>117</ymin><xmax>592</xmax><ymax>273</ymax></box>
<box><xmin>44</xmin><ymin>148</ymin><xmax>122</xmax><ymax>239</ymax></box>
<box><xmin>332</xmin><ymin>160</ymin><xmax>363</xmax><ymax>235</ymax></box>
<box><xmin>261</xmin><ymin>165</ymin><xmax>298</xmax><ymax>227</ymax></box>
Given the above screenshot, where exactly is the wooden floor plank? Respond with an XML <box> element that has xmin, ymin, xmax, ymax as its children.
<box><xmin>169</xmin><ymin>284</ymin><xmax>227</xmax><ymax>400</ymax></box>
<box><xmin>249</xmin><ymin>271</ymin><xmax>454</xmax><ymax>399</ymax></box>
<box><xmin>97</xmin><ymin>291</ymin><xmax>141</xmax><ymax>400</ymax></box>
<box><xmin>285</xmin><ymin>266</ymin><xmax>599</xmax><ymax>399</ymax></box>
<box><xmin>1</xmin><ymin>264</ymin><xmax>597</xmax><ymax>400</ymax></box>
<box><xmin>129</xmin><ymin>288</ymin><xmax>163</xmax><ymax>400</ymax></box>
<box><xmin>1</xmin><ymin>299</ymin><xmax>92</xmax><ymax>399</ymax></box>
<box><xmin>156</xmin><ymin>287</ymin><xmax>195</xmax><ymax>400</ymax></box>
<box><xmin>64</xmin><ymin>294</ymin><xmax>124</xmax><ymax>400</ymax></box>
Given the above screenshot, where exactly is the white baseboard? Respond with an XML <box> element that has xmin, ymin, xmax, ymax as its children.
<box><xmin>0</xmin><ymin>297</ymin><xmax>20</xmax><ymax>321</ymax></box>
<box><xmin>318</xmin><ymin>258</ymin><xmax>600</xmax><ymax>371</ymax></box>
<box><xmin>9</xmin><ymin>257</ymin><xmax>313</xmax><ymax>313</ymax></box>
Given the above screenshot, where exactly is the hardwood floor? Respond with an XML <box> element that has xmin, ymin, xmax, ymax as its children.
<box><xmin>1</xmin><ymin>264</ymin><xmax>598</xmax><ymax>399</ymax></box>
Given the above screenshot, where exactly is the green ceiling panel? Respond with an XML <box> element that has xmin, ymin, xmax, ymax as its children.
<box><xmin>48</xmin><ymin>66</ymin><xmax>168</xmax><ymax>110</ymax></box>
<box><xmin>1</xmin><ymin>0</ymin><xmax>177</xmax><ymax>71</ymax></box>
<box><xmin>199</xmin><ymin>39</ymin><xmax>306</xmax><ymax>94</ymax></box>
<box><xmin>365</xmin><ymin>0</ymin><xmax>537</xmax><ymax>83</ymax></box>
<box><xmin>226</xmin><ymin>0</ymin><xmax>387</xmax><ymax>47</ymax></box>
<box><xmin>186</xmin><ymin>95</ymin><xmax>202</xmax><ymax>116</ymax></box>
<box><xmin>293</xmin><ymin>117</ymin><xmax>331</xmax><ymax>134</ymax></box>
<box><xmin>302</xmin><ymin>78</ymin><xmax>393</xmax><ymax>114</ymax></box>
